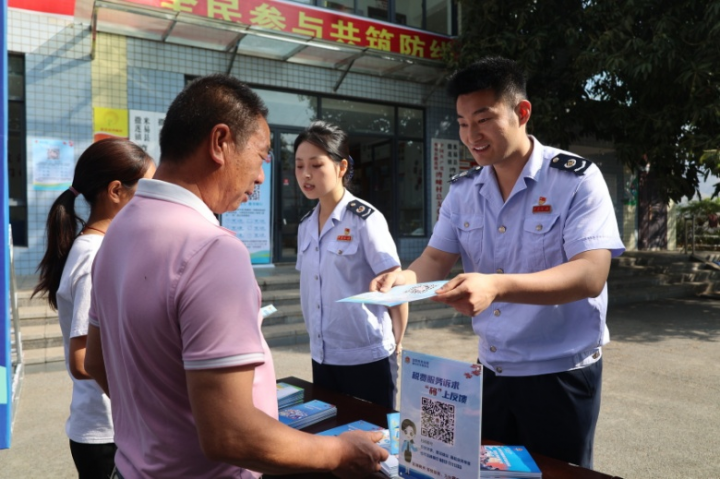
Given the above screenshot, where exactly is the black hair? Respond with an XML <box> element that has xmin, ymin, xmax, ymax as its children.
<box><xmin>294</xmin><ymin>120</ymin><xmax>353</xmax><ymax>188</ymax></box>
<box><xmin>446</xmin><ymin>56</ymin><xmax>527</xmax><ymax>105</ymax></box>
<box><xmin>401</xmin><ymin>419</ymin><xmax>416</xmax><ymax>434</ymax></box>
<box><xmin>33</xmin><ymin>139</ymin><xmax>153</xmax><ymax>309</ymax></box>
<box><xmin>160</xmin><ymin>74</ymin><xmax>269</xmax><ymax>163</ymax></box>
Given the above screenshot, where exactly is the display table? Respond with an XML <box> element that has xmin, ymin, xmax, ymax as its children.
<box><xmin>267</xmin><ymin>377</ymin><xmax>624</xmax><ymax>479</ymax></box>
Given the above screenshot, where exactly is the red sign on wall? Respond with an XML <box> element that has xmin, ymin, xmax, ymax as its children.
<box><xmin>8</xmin><ymin>0</ymin><xmax>75</xmax><ymax>16</ymax></box>
<box><xmin>124</xmin><ymin>0</ymin><xmax>452</xmax><ymax>60</ymax></box>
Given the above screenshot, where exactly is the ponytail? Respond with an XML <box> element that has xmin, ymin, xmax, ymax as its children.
<box><xmin>32</xmin><ymin>138</ymin><xmax>153</xmax><ymax>309</ymax></box>
<box><xmin>33</xmin><ymin>189</ymin><xmax>85</xmax><ymax>309</ymax></box>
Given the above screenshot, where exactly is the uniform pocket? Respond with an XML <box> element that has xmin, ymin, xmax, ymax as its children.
<box><xmin>452</xmin><ymin>213</ymin><xmax>484</xmax><ymax>264</ymax></box>
<box><xmin>296</xmin><ymin>237</ymin><xmax>312</xmax><ymax>270</ymax></box>
<box><xmin>325</xmin><ymin>240</ymin><xmax>359</xmax><ymax>256</ymax></box>
<box><xmin>522</xmin><ymin>214</ymin><xmax>561</xmax><ymax>272</ymax></box>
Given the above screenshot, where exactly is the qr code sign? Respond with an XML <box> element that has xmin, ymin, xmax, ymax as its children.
<box><xmin>420</xmin><ymin>396</ymin><xmax>455</xmax><ymax>445</ymax></box>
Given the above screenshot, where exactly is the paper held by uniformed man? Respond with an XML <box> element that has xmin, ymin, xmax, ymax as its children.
<box><xmin>337</xmin><ymin>281</ymin><xmax>449</xmax><ymax>307</ymax></box>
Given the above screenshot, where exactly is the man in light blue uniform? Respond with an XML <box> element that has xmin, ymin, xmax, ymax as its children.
<box><xmin>372</xmin><ymin>57</ymin><xmax>625</xmax><ymax>468</ymax></box>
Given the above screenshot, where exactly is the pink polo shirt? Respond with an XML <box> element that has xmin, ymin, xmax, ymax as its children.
<box><xmin>89</xmin><ymin>179</ymin><xmax>278</xmax><ymax>479</ymax></box>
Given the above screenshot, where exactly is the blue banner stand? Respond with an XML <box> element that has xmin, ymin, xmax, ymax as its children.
<box><xmin>1</xmin><ymin>0</ymin><xmax>13</xmax><ymax>450</ymax></box>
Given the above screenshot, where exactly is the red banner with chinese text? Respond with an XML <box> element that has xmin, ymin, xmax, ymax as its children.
<box><xmin>123</xmin><ymin>0</ymin><xmax>452</xmax><ymax>60</ymax></box>
<box><xmin>8</xmin><ymin>0</ymin><xmax>75</xmax><ymax>16</ymax></box>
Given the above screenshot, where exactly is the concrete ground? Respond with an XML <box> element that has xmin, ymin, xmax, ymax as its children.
<box><xmin>2</xmin><ymin>297</ymin><xmax>719</xmax><ymax>479</ymax></box>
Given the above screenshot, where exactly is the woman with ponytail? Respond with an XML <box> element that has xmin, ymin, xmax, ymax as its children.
<box><xmin>33</xmin><ymin>138</ymin><xmax>155</xmax><ymax>478</ymax></box>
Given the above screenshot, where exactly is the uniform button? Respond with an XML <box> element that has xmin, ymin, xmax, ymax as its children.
<box><xmin>338</xmin><ymin>250</ymin><xmax>343</xmax><ymax>255</ymax></box>
<box><xmin>496</xmin><ymin>366</ymin><xmax>503</xmax><ymax>373</ymax></box>
<box><xmin>493</xmin><ymin>309</ymin><xmax>501</xmax><ymax>317</ymax></box>
<box><xmin>592</xmin><ymin>351</ymin><xmax>600</xmax><ymax>359</ymax></box>
<box><xmin>315</xmin><ymin>246</ymin><xmax>318</xmax><ymax>251</ymax></box>
<box><xmin>317</xmin><ymin>334</ymin><xmax>321</xmax><ymax>339</ymax></box>
<box><xmin>535</xmin><ymin>224</ymin><xmax>543</xmax><ymax>231</ymax></box>
<box><xmin>496</xmin><ymin>268</ymin><xmax>504</xmax><ymax>274</ymax></box>
<box><xmin>316</xmin><ymin>304</ymin><xmax>320</xmax><ymax>309</ymax></box>
<box><xmin>314</xmin><ymin>275</ymin><xmax>319</xmax><ymax>280</ymax></box>
<box><xmin>464</xmin><ymin>222</ymin><xmax>470</xmax><ymax>228</ymax></box>
<box><xmin>490</xmin><ymin>346</ymin><xmax>497</xmax><ymax>353</ymax></box>
<box><xmin>498</xmin><ymin>225</ymin><xmax>506</xmax><ymax>233</ymax></box>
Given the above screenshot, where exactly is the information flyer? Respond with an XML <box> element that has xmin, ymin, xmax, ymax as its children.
<box><xmin>399</xmin><ymin>350</ymin><xmax>483</xmax><ymax>479</ymax></box>
<box><xmin>338</xmin><ymin>281</ymin><xmax>449</xmax><ymax>307</ymax></box>
<box><xmin>31</xmin><ymin>138</ymin><xmax>75</xmax><ymax>190</ymax></box>
<box><xmin>128</xmin><ymin>109</ymin><xmax>165</xmax><ymax>162</ymax></box>
<box><xmin>220</xmin><ymin>159</ymin><xmax>273</xmax><ymax>264</ymax></box>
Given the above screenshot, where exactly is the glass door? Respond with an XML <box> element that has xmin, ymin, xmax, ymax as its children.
<box><xmin>273</xmin><ymin>129</ymin><xmax>315</xmax><ymax>263</ymax></box>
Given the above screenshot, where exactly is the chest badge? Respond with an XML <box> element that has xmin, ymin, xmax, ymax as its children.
<box><xmin>532</xmin><ymin>196</ymin><xmax>552</xmax><ymax>213</ymax></box>
<box><xmin>337</xmin><ymin>228</ymin><xmax>352</xmax><ymax>241</ymax></box>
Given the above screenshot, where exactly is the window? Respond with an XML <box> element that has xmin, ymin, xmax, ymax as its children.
<box><xmin>254</xmin><ymin>89</ymin><xmax>318</xmax><ymax>127</ymax></box>
<box><xmin>398</xmin><ymin>107</ymin><xmax>425</xmax><ymax>236</ymax></box>
<box><xmin>7</xmin><ymin>54</ymin><xmax>27</xmax><ymax>247</ymax></box>
<box><xmin>322</xmin><ymin>98</ymin><xmax>393</xmax><ymax>135</ymax></box>
<box><xmin>317</xmin><ymin>0</ymin><xmax>453</xmax><ymax>34</ymax></box>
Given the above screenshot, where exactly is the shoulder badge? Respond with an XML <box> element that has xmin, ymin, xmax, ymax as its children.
<box><xmin>299</xmin><ymin>208</ymin><xmax>314</xmax><ymax>223</ymax></box>
<box><xmin>549</xmin><ymin>153</ymin><xmax>592</xmax><ymax>176</ymax></box>
<box><xmin>347</xmin><ymin>200</ymin><xmax>374</xmax><ymax>220</ymax></box>
<box><xmin>450</xmin><ymin>165</ymin><xmax>483</xmax><ymax>183</ymax></box>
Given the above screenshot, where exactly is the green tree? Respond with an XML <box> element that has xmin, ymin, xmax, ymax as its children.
<box><xmin>449</xmin><ymin>0</ymin><xmax>720</xmax><ymax>203</ymax></box>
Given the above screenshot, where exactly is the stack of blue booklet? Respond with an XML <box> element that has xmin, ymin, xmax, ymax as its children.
<box><xmin>276</xmin><ymin>382</ymin><xmax>304</xmax><ymax>409</ymax></box>
<box><xmin>318</xmin><ymin>420</ymin><xmax>398</xmax><ymax>478</ymax></box>
<box><xmin>480</xmin><ymin>445</ymin><xmax>542</xmax><ymax>478</ymax></box>
<box><xmin>278</xmin><ymin>400</ymin><xmax>337</xmax><ymax>429</ymax></box>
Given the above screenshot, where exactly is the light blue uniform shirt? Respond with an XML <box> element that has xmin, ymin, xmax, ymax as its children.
<box><xmin>296</xmin><ymin>190</ymin><xmax>401</xmax><ymax>365</ymax></box>
<box><xmin>429</xmin><ymin>137</ymin><xmax>625</xmax><ymax>376</ymax></box>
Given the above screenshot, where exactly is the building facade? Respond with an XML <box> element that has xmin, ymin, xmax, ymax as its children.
<box><xmin>6</xmin><ymin>0</ymin><xmax>634</xmax><ymax>276</ymax></box>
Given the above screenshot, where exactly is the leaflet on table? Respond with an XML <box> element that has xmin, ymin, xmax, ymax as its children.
<box><xmin>479</xmin><ymin>445</ymin><xmax>541</xmax><ymax>478</ymax></box>
<box><xmin>276</xmin><ymin>382</ymin><xmax>304</xmax><ymax>409</ymax></box>
<box><xmin>278</xmin><ymin>400</ymin><xmax>337</xmax><ymax>429</ymax></box>
<box><xmin>337</xmin><ymin>281</ymin><xmax>449</xmax><ymax>307</ymax></box>
<box><xmin>399</xmin><ymin>350</ymin><xmax>483</xmax><ymax>479</ymax></box>
<box><xmin>318</xmin><ymin>421</ymin><xmax>398</xmax><ymax>478</ymax></box>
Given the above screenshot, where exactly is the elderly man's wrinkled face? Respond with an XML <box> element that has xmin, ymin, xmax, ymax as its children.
<box><xmin>222</xmin><ymin>118</ymin><xmax>271</xmax><ymax>213</ymax></box>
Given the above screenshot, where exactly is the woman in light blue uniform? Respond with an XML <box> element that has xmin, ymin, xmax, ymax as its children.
<box><xmin>294</xmin><ymin>121</ymin><xmax>408</xmax><ymax>409</ymax></box>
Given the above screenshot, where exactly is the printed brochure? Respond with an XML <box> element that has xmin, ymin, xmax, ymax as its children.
<box><xmin>337</xmin><ymin>281</ymin><xmax>449</xmax><ymax>307</ymax></box>
<box><xmin>399</xmin><ymin>350</ymin><xmax>483</xmax><ymax>479</ymax></box>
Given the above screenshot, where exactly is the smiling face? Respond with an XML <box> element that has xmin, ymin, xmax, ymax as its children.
<box><xmin>456</xmin><ymin>89</ymin><xmax>530</xmax><ymax>169</ymax></box>
<box><xmin>294</xmin><ymin>141</ymin><xmax>347</xmax><ymax>201</ymax></box>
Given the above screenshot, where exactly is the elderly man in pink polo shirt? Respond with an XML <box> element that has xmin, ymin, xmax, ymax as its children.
<box><xmin>84</xmin><ymin>74</ymin><xmax>387</xmax><ymax>479</ymax></box>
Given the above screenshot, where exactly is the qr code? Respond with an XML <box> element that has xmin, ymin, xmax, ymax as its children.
<box><xmin>406</xmin><ymin>284</ymin><xmax>435</xmax><ymax>294</ymax></box>
<box><xmin>248</xmin><ymin>185</ymin><xmax>260</xmax><ymax>201</ymax></box>
<box><xmin>421</xmin><ymin>396</ymin><xmax>455</xmax><ymax>445</ymax></box>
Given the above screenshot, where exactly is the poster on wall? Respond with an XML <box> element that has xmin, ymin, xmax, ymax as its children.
<box><xmin>220</xmin><ymin>159</ymin><xmax>273</xmax><ymax>265</ymax></box>
<box><xmin>430</xmin><ymin>139</ymin><xmax>460</xmax><ymax>228</ymax></box>
<box><xmin>128</xmin><ymin>110</ymin><xmax>165</xmax><ymax>162</ymax></box>
<box><xmin>93</xmin><ymin>107</ymin><xmax>128</xmax><ymax>142</ymax></box>
<box><xmin>30</xmin><ymin>138</ymin><xmax>75</xmax><ymax>190</ymax></box>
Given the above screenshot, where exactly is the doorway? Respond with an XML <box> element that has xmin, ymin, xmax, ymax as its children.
<box><xmin>273</xmin><ymin>128</ymin><xmax>314</xmax><ymax>263</ymax></box>
<box><xmin>271</xmin><ymin>129</ymin><xmax>396</xmax><ymax>263</ymax></box>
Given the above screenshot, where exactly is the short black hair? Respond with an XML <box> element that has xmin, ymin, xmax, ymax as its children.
<box><xmin>160</xmin><ymin>74</ymin><xmax>268</xmax><ymax>163</ymax></box>
<box><xmin>446</xmin><ymin>57</ymin><xmax>527</xmax><ymax>105</ymax></box>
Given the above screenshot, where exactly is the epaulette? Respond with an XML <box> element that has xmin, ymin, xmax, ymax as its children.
<box><xmin>450</xmin><ymin>165</ymin><xmax>483</xmax><ymax>183</ymax></box>
<box><xmin>347</xmin><ymin>200</ymin><xmax>374</xmax><ymax>219</ymax></box>
<box><xmin>299</xmin><ymin>208</ymin><xmax>314</xmax><ymax>223</ymax></box>
<box><xmin>549</xmin><ymin>153</ymin><xmax>592</xmax><ymax>176</ymax></box>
